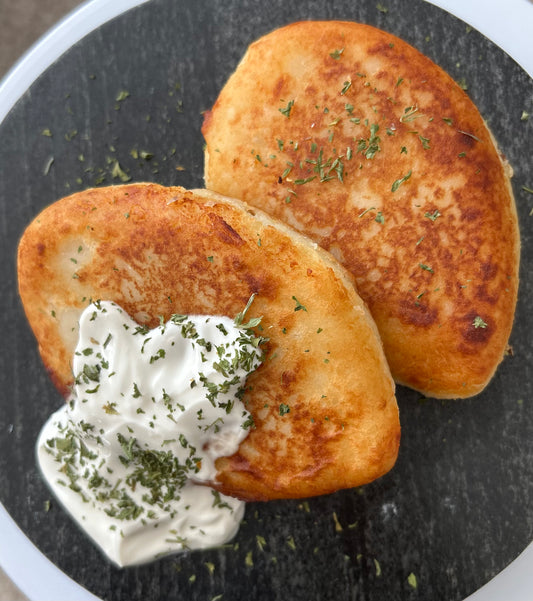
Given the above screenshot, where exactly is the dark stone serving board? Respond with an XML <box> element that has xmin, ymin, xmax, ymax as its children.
<box><xmin>0</xmin><ymin>0</ymin><xmax>532</xmax><ymax>599</ymax></box>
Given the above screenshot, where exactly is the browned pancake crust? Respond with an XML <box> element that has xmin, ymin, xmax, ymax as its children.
<box><xmin>17</xmin><ymin>183</ymin><xmax>399</xmax><ymax>500</ymax></box>
<box><xmin>202</xmin><ymin>21</ymin><xmax>520</xmax><ymax>398</ymax></box>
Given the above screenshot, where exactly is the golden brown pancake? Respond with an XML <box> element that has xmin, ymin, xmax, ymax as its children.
<box><xmin>17</xmin><ymin>183</ymin><xmax>399</xmax><ymax>500</ymax></box>
<box><xmin>202</xmin><ymin>20</ymin><xmax>520</xmax><ymax>399</ymax></box>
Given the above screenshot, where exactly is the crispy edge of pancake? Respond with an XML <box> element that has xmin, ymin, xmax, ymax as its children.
<box><xmin>201</xmin><ymin>20</ymin><xmax>520</xmax><ymax>399</ymax></box>
<box><xmin>17</xmin><ymin>183</ymin><xmax>400</xmax><ymax>500</ymax></box>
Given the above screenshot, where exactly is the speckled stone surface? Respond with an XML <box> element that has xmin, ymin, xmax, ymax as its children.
<box><xmin>0</xmin><ymin>1</ymin><xmax>532</xmax><ymax>600</ymax></box>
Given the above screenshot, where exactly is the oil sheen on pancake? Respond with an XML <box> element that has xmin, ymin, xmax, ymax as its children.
<box><xmin>17</xmin><ymin>183</ymin><xmax>400</xmax><ymax>501</ymax></box>
<box><xmin>202</xmin><ymin>21</ymin><xmax>520</xmax><ymax>399</ymax></box>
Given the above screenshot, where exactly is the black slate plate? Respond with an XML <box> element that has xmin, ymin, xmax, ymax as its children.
<box><xmin>1</xmin><ymin>1</ymin><xmax>532</xmax><ymax>600</ymax></box>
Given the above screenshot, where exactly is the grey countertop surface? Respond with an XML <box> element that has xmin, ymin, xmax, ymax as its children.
<box><xmin>0</xmin><ymin>3</ymin><xmax>81</xmax><ymax>600</ymax></box>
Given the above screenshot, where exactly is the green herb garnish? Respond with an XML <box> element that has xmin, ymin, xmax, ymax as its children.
<box><xmin>330</xmin><ymin>48</ymin><xmax>344</xmax><ymax>60</ymax></box>
<box><xmin>292</xmin><ymin>296</ymin><xmax>307</xmax><ymax>312</ymax></box>
<box><xmin>279</xmin><ymin>99</ymin><xmax>294</xmax><ymax>118</ymax></box>
<box><xmin>391</xmin><ymin>169</ymin><xmax>412</xmax><ymax>192</ymax></box>
<box><xmin>473</xmin><ymin>316</ymin><xmax>488</xmax><ymax>329</ymax></box>
<box><xmin>424</xmin><ymin>209</ymin><xmax>441</xmax><ymax>222</ymax></box>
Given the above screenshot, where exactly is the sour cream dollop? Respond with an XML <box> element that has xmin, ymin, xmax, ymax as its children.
<box><xmin>37</xmin><ymin>300</ymin><xmax>263</xmax><ymax>567</ymax></box>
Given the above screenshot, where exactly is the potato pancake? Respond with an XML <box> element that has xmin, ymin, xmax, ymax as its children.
<box><xmin>202</xmin><ymin>21</ymin><xmax>520</xmax><ymax>398</ymax></box>
<box><xmin>18</xmin><ymin>183</ymin><xmax>400</xmax><ymax>500</ymax></box>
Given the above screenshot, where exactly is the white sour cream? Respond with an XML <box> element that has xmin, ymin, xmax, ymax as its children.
<box><xmin>37</xmin><ymin>300</ymin><xmax>263</xmax><ymax>567</ymax></box>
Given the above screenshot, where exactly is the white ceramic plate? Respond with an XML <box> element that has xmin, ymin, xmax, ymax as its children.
<box><xmin>0</xmin><ymin>1</ymin><xmax>531</xmax><ymax>599</ymax></box>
